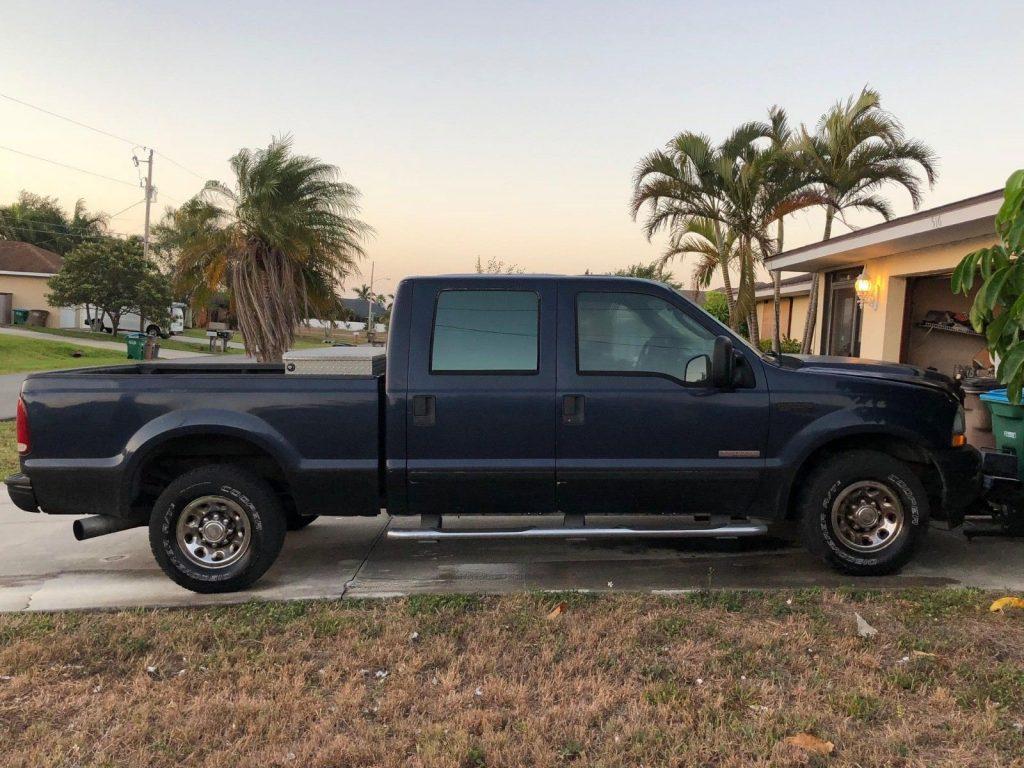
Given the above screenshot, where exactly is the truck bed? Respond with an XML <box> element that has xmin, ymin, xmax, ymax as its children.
<box><xmin>19</xmin><ymin>365</ymin><xmax>384</xmax><ymax>519</ymax></box>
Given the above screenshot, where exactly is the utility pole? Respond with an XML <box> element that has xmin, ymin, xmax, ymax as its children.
<box><xmin>366</xmin><ymin>261</ymin><xmax>375</xmax><ymax>337</ymax></box>
<box><xmin>135</xmin><ymin>148</ymin><xmax>155</xmax><ymax>261</ymax></box>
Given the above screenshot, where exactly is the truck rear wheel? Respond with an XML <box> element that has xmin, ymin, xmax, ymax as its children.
<box><xmin>798</xmin><ymin>450</ymin><xmax>929</xmax><ymax>576</ymax></box>
<box><xmin>149</xmin><ymin>465</ymin><xmax>286</xmax><ymax>593</ymax></box>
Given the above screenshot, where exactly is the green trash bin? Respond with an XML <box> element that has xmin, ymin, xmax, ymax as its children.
<box><xmin>980</xmin><ymin>388</ymin><xmax>1024</xmax><ymax>476</ymax></box>
<box><xmin>12</xmin><ymin>309</ymin><xmax>29</xmax><ymax>325</ymax></box>
<box><xmin>125</xmin><ymin>332</ymin><xmax>148</xmax><ymax>360</ymax></box>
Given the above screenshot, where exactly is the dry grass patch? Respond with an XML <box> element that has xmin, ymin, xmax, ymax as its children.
<box><xmin>0</xmin><ymin>420</ymin><xmax>17</xmax><ymax>478</ymax></box>
<box><xmin>0</xmin><ymin>589</ymin><xmax>1022</xmax><ymax>767</ymax></box>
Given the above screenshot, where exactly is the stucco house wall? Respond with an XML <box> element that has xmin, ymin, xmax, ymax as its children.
<box><xmin>0</xmin><ymin>272</ymin><xmax>62</xmax><ymax>327</ymax></box>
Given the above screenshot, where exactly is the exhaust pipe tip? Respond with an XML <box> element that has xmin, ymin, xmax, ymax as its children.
<box><xmin>73</xmin><ymin>515</ymin><xmax>144</xmax><ymax>541</ymax></box>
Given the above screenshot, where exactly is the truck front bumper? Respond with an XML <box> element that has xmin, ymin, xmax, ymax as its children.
<box><xmin>931</xmin><ymin>446</ymin><xmax>982</xmax><ymax>524</ymax></box>
<box><xmin>4</xmin><ymin>473</ymin><xmax>39</xmax><ymax>513</ymax></box>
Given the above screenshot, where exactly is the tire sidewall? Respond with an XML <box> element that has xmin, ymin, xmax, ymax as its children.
<box><xmin>804</xmin><ymin>453</ymin><xmax>928</xmax><ymax>572</ymax></box>
<box><xmin>150</xmin><ymin>468</ymin><xmax>284</xmax><ymax>591</ymax></box>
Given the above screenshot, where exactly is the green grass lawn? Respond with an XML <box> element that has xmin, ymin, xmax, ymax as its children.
<box><xmin>0</xmin><ymin>420</ymin><xmax>17</xmax><ymax>477</ymax></box>
<box><xmin>0</xmin><ymin>335</ymin><xmax>130</xmax><ymax>376</ymax></box>
<box><xmin>21</xmin><ymin>326</ymin><xmax>241</xmax><ymax>356</ymax></box>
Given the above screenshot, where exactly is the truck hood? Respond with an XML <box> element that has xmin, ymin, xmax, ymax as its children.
<box><xmin>776</xmin><ymin>354</ymin><xmax>961</xmax><ymax>397</ymax></box>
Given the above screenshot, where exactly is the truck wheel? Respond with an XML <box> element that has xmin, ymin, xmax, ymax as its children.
<box><xmin>286</xmin><ymin>510</ymin><xmax>319</xmax><ymax>531</ymax></box>
<box><xmin>798</xmin><ymin>450</ymin><xmax>929</xmax><ymax>576</ymax></box>
<box><xmin>149</xmin><ymin>465</ymin><xmax>286</xmax><ymax>593</ymax></box>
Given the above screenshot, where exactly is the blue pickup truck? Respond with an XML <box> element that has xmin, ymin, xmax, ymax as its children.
<box><xmin>5</xmin><ymin>275</ymin><xmax>980</xmax><ymax>592</ymax></box>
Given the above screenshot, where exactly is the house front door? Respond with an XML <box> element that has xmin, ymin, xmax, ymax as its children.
<box><xmin>823</xmin><ymin>268</ymin><xmax>862</xmax><ymax>357</ymax></box>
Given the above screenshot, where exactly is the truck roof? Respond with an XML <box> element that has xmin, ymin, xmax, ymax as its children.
<box><xmin>403</xmin><ymin>273</ymin><xmax>669</xmax><ymax>289</ymax></box>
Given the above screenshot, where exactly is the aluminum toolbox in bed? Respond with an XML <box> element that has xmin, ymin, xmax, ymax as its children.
<box><xmin>282</xmin><ymin>346</ymin><xmax>386</xmax><ymax>375</ymax></box>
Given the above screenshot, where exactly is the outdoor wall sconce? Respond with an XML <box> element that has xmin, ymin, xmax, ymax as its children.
<box><xmin>855</xmin><ymin>271</ymin><xmax>878</xmax><ymax>310</ymax></box>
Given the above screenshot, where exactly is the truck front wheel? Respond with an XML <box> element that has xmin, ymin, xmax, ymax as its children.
<box><xmin>798</xmin><ymin>450</ymin><xmax>929</xmax><ymax>576</ymax></box>
<box><xmin>149</xmin><ymin>465</ymin><xmax>286</xmax><ymax>593</ymax></box>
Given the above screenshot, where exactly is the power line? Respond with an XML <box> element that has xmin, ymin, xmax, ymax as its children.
<box><xmin>0</xmin><ymin>145</ymin><xmax>138</xmax><ymax>188</ymax></box>
<box><xmin>0</xmin><ymin>215</ymin><xmax>137</xmax><ymax>240</ymax></box>
<box><xmin>1</xmin><ymin>91</ymin><xmax>212</xmax><ymax>183</ymax></box>
<box><xmin>108</xmin><ymin>199</ymin><xmax>146</xmax><ymax>218</ymax></box>
<box><xmin>156</xmin><ymin>151</ymin><xmax>206</xmax><ymax>180</ymax></box>
<box><xmin>0</xmin><ymin>92</ymin><xmax>143</xmax><ymax>146</ymax></box>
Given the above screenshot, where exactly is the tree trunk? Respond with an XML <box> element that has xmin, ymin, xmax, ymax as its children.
<box><xmin>772</xmin><ymin>218</ymin><xmax>784</xmax><ymax>353</ymax></box>
<box><xmin>800</xmin><ymin>208</ymin><xmax>835</xmax><ymax>354</ymax></box>
<box><xmin>712</xmin><ymin>222</ymin><xmax>739</xmax><ymax>330</ymax></box>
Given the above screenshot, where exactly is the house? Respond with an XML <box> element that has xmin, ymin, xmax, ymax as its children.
<box><xmin>764</xmin><ymin>190</ymin><xmax>1001</xmax><ymax>376</ymax></box>
<box><xmin>340</xmin><ymin>297</ymin><xmax>387</xmax><ymax>322</ymax></box>
<box><xmin>0</xmin><ymin>240</ymin><xmax>63</xmax><ymax>327</ymax></box>
<box><xmin>754</xmin><ymin>275</ymin><xmax>812</xmax><ymax>342</ymax></box>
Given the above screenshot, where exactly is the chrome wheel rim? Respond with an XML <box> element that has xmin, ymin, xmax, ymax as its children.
<box><xmin>831</xmin><ymin>480</ymin><xmax>904</xmax><ymax>553</ymax></box>
<box><xmin>175</xmin><ymin>495</ymin><xmax>251</xmax><ymax>569</ymax></box>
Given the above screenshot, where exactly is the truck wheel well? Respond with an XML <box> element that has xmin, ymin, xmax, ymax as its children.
<box><xmin>785</xmin><ymin>434</ymin><xmax>942</xmax><ymax>519</ymax></box>
<box><xmin>132</xmin><ymin>435</ymin><xmax>295</xmax><ymax>517</ymax></box>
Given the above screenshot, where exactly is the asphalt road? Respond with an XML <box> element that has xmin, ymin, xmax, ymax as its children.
<box><xmin>1</xmin><ymin>492</ymin><xmax>1022</xmax><ymax>612</ymax></box>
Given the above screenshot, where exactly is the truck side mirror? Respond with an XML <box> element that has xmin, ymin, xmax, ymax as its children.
<box><xmin>711</xmin><ymin>336</ymin><xmax>734</xmax><ymax>388</ymax></box>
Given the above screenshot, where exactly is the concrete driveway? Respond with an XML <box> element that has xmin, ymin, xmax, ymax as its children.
<box><xmin>1</xmin><ymin>492</ymin><xmax>1022</xmax><ymax>612</ymax></box>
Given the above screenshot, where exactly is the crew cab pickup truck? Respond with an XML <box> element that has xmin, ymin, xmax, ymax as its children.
<box><xmin>5</xmin><ymin>275</ymin><xmax>981</xmax><ymax>593</ymax></box>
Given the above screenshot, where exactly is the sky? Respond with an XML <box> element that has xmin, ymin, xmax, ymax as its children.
<box><xmin>2</xmin><ymin>0</ymin><xmax>1022</xmax><ymax>296</ymax></box>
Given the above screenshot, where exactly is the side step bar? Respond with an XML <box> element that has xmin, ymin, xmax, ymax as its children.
<box><xmin>387</xmin><ymin>522</ymin><xmax>767</xmax><ymax>541</ymax></box>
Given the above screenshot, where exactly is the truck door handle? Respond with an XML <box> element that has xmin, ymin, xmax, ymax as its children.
<box><xmin>562</xmin><ymin>394</ymin><xmax>585</xmax><ymax>425</ymax></box>
<box><xmin>413</xmin><ymin>395</ymin><xmax>435</xmax><ymax>426</ymax></box>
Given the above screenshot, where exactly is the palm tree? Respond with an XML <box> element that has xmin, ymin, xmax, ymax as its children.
<box><xmin>764</xmin><ymin>106</ymin><xmax>799</xmax><ymax>353</ymax></box>
<box><xmin>0</xmin><ymin>192</ymin><xmax>107</xmax><ymax>254</ymax></box>
<box><xmin>798</xmin><ymin>88</ymin><xmax>938</xmax><ymax>353</ymax></box>
<box><xmin>633</xmin><ymin>122</ymin><xmax>823</xmax><ymax>343</ymax></box>
<box><xmin>632</xmin><ymin>128</ymin><xmax>765</xmax><ymax>331</ymax></box>
<box><xmin>660</xmin><ymin>217</ymin><xmax>739</xmax><ymax>294</ymax></box>
<box><xmin>353</xmin><ymin>284</ymin><xmax>373</xmax><ymax>301</ymax></box>
<box><xmin>163</xmin><ymin>136</ymin><xmax>371</xmax><ymax>362</ymax></box>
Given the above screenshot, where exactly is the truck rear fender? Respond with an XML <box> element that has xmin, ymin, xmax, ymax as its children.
<box><xmin>121</xmin><ymin>409</ymin><xmax>301</xmax><ymax>513</ymax></box>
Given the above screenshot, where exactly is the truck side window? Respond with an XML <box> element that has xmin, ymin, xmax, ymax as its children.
<box><xmin>431</xmin><ymin>290</ymin><xmax>539</xmax><ymax>373</ymax></box>
<box><xmin>577</xmin><ymin>292</ymin><xmax>715</xmax><ymax>383</ymax></box>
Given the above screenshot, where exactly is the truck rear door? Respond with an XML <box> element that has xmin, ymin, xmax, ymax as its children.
<box><xmin>404</xmin><ymin>278</ymin><xmax>557</xmax><ymax>514</ymax></box>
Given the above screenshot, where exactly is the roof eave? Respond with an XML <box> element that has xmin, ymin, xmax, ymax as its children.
<box><xmin>765</xmin><ymin>191</ymin><xmax>1003</xmax><ymax>272</ymax></box>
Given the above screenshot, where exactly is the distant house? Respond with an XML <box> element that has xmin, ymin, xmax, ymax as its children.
<box><xmin>340</xmin><ymin>297</ymin><xmax>387</xmax><ymax>322</ymax></box>
<box><xmin>753</xmin><ymin>275</ymin><xmax>813</xmax><ymax>342</ymax></box>
<box><xmin>0</xmin><ymin>240</ymin><xmax>63</xmax><ymax>327</ymax></box>
<box><xmin>677</xmin><ymin>288</ymin><xmax>706</xmax><ymax>307</ymax></box>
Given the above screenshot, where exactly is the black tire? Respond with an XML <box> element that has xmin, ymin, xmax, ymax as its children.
<box><xmin>798</xmin><ymin>450</ymin><xmax>929</xmax><ymax>576</ymax></box>
<box><xmin>149</xmin><ymin>465</ymin><xmax>286</xmax><ymax>593</ymax></box>
<box><xmin>286</xmin><ymin>511</ymin><xmax>319</xmax><ymax>531</ymax></box>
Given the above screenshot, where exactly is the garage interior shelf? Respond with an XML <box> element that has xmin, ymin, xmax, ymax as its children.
<box><xmin>916</xmin><ymin>321</ymin><xmax>983</xmax><ymax>338</ymax></box>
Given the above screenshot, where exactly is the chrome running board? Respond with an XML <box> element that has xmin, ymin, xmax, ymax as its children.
<box><xmin>387</xmin><ymin>522</ymin><xmax>767</xmax><ymax>541</ymax></box>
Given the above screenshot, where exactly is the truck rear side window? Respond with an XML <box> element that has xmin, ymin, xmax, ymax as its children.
<box><xmin>431</xmin><ymin>290</ymin><xmax>539</xmax><ymax>373</ymax></box>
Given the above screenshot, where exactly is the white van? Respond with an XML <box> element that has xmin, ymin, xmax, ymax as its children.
<box><xmin>77</xmin><ymin>303</ymin><xmax>186</xmax><ymax>338</ymax></box>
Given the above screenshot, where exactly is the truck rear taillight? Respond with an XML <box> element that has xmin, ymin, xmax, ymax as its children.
<box><xmin>15</xmin><ymin>397</ymin><xmax>29</xmax><ymax>454</ymax></box>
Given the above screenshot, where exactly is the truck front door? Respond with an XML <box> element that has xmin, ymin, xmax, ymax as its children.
<box><xmin>405</xmin><ymin>279</ymin><xmax>557</xmax><ymax>515</ymax></box>
<box><xmin>555</xmin><ymin>283</ymin><xmax>769</xmax><ymax>516</ymax></box>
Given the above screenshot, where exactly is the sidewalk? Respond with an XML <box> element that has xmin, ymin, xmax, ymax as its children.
<box><xmin>0</xmin><ymin>327</ymin><xmax>215</xmax><ymax>419</ymax></box>
<box><xmin>0</xmin><ymin>326</ymin><xmax>202</xmax><ymax>358</ymax></box>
